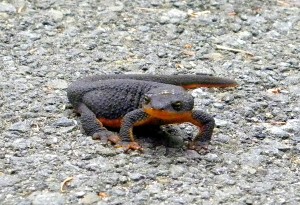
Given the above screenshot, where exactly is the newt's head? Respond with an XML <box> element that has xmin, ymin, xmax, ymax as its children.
<box><xmin>142</xmin><ymin>86</ymin><xmax>194</xmax><ymax>119</ymax></box>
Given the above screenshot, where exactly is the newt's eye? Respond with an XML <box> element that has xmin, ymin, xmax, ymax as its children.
<box><xmin>144</xmin><ymin>96</ymin><xmax>151</xmax><ymax>104</ymax></box>
<box><xmin>172</xmin><ymin>101</ymin><xmax>182</xmax><ymax>111</ymax></box>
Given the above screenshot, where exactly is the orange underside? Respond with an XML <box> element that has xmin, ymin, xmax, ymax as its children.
<box><xmin>182</xmin><ymin>83</ymin><xmax>237</xmax><ymax>89</ymax></box>
<box><xmin>98</xmin><ymin>118</ymin><xmax>122</xmax><ymax>128</ymax></box>
<box><xmin>98</xmin><ymin>109</ymin><xmax>202</xmax><ymax>128</ymax></box>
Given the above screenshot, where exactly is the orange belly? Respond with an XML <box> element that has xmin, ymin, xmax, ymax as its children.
<box><xmin>98</xmin><ymin>118</ymin><xmax>122</xmax><ymax>128</ymax></box>
<box><xmin>98</xmin><ymin>110</ymin><xmax>202</xmax><ymax>128</ymax></box>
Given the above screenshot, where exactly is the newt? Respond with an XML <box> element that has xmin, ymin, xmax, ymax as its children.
<box><xmin>67</xmin><ymin>74</ymin><xmax>237</xmax><ymax>152</ymax></box>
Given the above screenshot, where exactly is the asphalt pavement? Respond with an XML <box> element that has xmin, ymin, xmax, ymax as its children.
<box><xmin>0</xmin><ymin>0</ymin><xmax>299</xmax><ymax>204</ymax></box>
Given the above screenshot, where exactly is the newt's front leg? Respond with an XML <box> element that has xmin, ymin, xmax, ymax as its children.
<box><xmin>119</xmin><ymin>109</ymin><xmax>150</xmax><ymax>152</ymax></box>
<box><xmin>188</xmin><ymin>110</ymin><xmax>215</xmax><ymax>152</ymax></box>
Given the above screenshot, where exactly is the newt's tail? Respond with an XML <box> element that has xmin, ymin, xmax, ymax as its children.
<box><xmin>79</xmin><ymin>74</ymin><xmax>238</xmax><ymax>89</ymax></box>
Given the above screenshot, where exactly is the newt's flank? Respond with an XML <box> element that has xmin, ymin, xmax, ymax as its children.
<box><xmin>67</xmin><ymin>74</ymin><xmax>237</xmax><ymax>153</ymax></box>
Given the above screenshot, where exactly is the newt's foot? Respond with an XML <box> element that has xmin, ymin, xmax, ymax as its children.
<box><xmin>187</xmin><ymin>141</ymin><xmax>209</xmax><ymax>154</ymax></box>
<box><xmin>92</xmin><ymin>132</ymin><xmax>121</xmax><ymax>145</ymax></box>
<box><xmin>124</xmin><ymin>142</ymin><xmax>144</xmax><ymax>153</ymax></box>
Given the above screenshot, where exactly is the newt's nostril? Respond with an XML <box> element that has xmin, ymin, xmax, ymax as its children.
<box><xmin>152</xmin><ymin>104</ymin><xmax>165</xmax><ymax>110</ymax></box>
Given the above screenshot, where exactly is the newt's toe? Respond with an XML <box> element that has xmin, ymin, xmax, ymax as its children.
<box><xmin>92</xmin><ymin>132</ymin><xmax>120</xmax><ymax>144</ymax></box>
<box><xmin>124</xmin><ymin>142</ymin><xmax>144</xmax><ymax>153</ymax></box>
<box><xmin>188</xmin><ymin>142</ymin><xmax>209</xmax><ymax>154</ymax></box>
<box><xmin>107</xmin><ymin>135</ymin><xmax>121</xmax><ymax>144</ymax></box>
<box><xmin>92</xmin><ymin>132</ymin><xmax>102</xmax><ymax>140</ymax></box>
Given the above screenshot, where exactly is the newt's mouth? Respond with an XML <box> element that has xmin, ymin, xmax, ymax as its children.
<box><xmin>143</xmin><ymin>107</ymin><xmax>191</xmax><ymax>120</ymax></box>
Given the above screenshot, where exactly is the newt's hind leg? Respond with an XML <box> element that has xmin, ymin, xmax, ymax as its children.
<box><xmin>77</xmin><ymin>103</ymin><xmax>120</xmax><ymax>144</ymax></box>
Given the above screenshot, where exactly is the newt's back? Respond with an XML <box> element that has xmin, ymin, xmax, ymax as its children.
<box><xmin>75</xmin><ymin>74</ymin><xmax>237</xmax><ymax>88</ymax></box>
<box><xmin>67</xmin><ymin>78</ymin><xmax>180</xmax><ymax>119</ymax></box>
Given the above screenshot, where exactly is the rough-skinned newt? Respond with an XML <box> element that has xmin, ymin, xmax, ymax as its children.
<box><xmin>67</xmin><ymin>74</ymin><xmax>237</xmax><ymax>152</ymax></box>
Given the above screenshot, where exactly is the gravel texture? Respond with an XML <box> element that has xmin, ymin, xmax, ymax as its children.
<box><xmin>1</xmin><ymin>0</ymin><xmax>300</xmax><ymax>204</ymax></box>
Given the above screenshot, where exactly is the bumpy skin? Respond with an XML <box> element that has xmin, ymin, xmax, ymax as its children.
<box><xmin>67</xmin><ymin>74</ymin><xmax>237</xmax><ymax>151</ymax></box>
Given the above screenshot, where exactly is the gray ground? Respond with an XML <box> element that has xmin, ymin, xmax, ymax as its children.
<box><xmin>0</xmin><ymin>0</ymin><xmax>300</xmax><ymax>204</ymax></box>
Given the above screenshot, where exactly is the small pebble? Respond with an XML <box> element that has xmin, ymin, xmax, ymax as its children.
<box><xmin>169</xmin><ymin>165</ymin><xmax>185</xmax><ymax>178</ymax></box>
<box><xmin>81</xmin><ymin>193</ymin><xmax>99</xmax><ymax>204</ymax></box>
<box><xmin>30</xmin><ymin>192</ymin><xmax>65</xmax><ymax>205</ymax></box>
<box><xmin>52</xmin><ymin>117</ymin><xmax>75</xmax><ymax>127</ymax></box>
<box><xmin>0</xmin><ymin>2</ymin><xmax>16</xmax><ymax>13</ymax></box>
<box><xmin>9</xmin><ymin>121</ymin><xmax>30</xmax><ymax>133</ymax></box>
